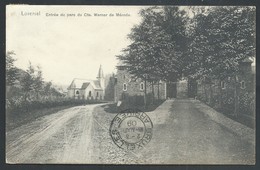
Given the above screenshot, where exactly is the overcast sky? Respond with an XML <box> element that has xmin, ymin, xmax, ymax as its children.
<box><xmin>6</xmin><ymin>5</ymin><xmax>143</xmax><ymax>86</ymax></box>
<box><xmin>6</xmin><ymin>6</ymin><xmax>255</xmax><ymax>87</ymax></box>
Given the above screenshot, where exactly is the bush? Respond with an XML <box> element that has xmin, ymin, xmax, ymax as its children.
<box><xmin>197</xmin><ymin>85</ymin><xmax>255</xmax><ymax>116</ymax></box>
<box><xmin>239</xmin><ymin>92</ymin><xmax>255</xmax><ymax>116</ymax></box>
<box><xmin>6</xmin><ymin>97</ymin><xmax>105</xmax><ymax>115</ymax></box>
<box><xmin>120</xmin><ymin>93</ymin><xmax>155</xmax><ymax>106</ymax></box>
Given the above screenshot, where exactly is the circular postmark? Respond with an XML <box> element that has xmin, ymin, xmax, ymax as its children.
<box><xmin>109</xmin><ymin>108</ymin><xmax>153</xmax><ymax>151</ymax></box>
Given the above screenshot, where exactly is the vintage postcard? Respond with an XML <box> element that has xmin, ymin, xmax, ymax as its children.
<box><xmin>6</xmin><ymin>5</ymin><xmax>255</xmax><ymax>164</ymax></box>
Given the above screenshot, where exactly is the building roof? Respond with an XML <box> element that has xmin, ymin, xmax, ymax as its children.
<box><xmin>68</xmin><ymin>78</ymin><xmax>102</xmax><ymax>90</ymax></box>
<box><xmin>81</xmin><ymin>82</ymin><xmax>90</xmax><ymax>89</ymax></box>
<box><xmin>93</xmin><ymin>80</ymin><xmax>101</xmax><ymax>89</ymax></box>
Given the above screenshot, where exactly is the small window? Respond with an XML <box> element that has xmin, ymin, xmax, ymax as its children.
<box><xmin>76</xmin><ymin>90</ymin><xmax>79</xmax><ymax>95</ymax></box>
<box><xmin>89</xmin><ymin>91</ymin><xmax>92</xmax><ymax>97</ymax></box>
<box><xmin>140</xmin><ymin>82</ymin><xmax>144</xmax><ymax>91</ymax></box>
<box><xmin>123</xmin><ymin>83</ymin><xmax>127</xmax><ymax>91</ymax></box>
<box><xmin>97</xmin><ymin>92</ymin><xmax>99</xmax><ymax>96</ymax></box>
<box><xmin>240</xmin><ymin>81</ymin><xmax>246</xmax><ymax>89</ymax></box>
<box><xmin>220</xmin><ymin>81</ymin><xmax>226</xmax><ymax>89</ymax></box>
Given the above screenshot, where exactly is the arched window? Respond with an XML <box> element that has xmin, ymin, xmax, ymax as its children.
<box><xmin>88</xmin><ymin>91</ymin><xmax>92</xmax><ymax>97</ymax></box>
<box><xmin>240</xmin><ymin>81</ymin><xmax>246</xmax><ymax>89</ymax></box>
<box><xmin>140</xmin><ymin>82</ymin><xmax>144</xmax><ymax>91</ymax></box>
<box><xmin>123</xmin><ymin>83</ymin><xmax>127</xmax><ymax>91</ymax></box>
<box><xmin>76</xmin><ymin>90</ymin><xmax>79</xmax><ymax>95</ymax></box>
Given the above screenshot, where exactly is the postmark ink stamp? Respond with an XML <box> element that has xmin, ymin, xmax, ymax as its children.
<box><xmin>109</xmin><ymin>108</ymin><xmax>153</xmax><ymax>151</ymax></box>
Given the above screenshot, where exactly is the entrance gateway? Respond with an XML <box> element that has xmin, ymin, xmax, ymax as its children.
<box><xmin>166</xmin><ymin>79</ymin><xmax>197</xmax><ymax>99</ymax></box>
<box><xmin>166</xmin><ymin>82</ymin><xmax>177</xmax><ymax>98</ymax></box>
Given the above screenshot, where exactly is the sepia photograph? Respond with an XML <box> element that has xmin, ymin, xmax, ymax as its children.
<box><xmin>6</xmin><ymin>5</ymin><xmax>255</xmax><ymax>164</ymax></box>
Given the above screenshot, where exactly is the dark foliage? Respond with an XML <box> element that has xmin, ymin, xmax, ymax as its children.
<box><xmin>6</xmin><ymin>98</ymin><xmax>106</xmax><ymax>116</ymax></box>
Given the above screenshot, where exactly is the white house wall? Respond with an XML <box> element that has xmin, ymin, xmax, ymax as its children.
<box><xmin>67</xmin><ymin>89</ymin><xmax>75</xmax><ymax>98</ymax></box>
<box><xmin>84</xmin><ymin>85</ymin><xmax>95</xmax><ymax>100</ymax></box>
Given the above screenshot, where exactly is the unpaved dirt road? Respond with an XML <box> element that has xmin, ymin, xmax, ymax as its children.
<box><xmin>6</xmin><ymin>104</ymin><xmax>106</xmax><ymax>164</ymax></box>
<box><xmin>6</xmin><ymin>99</ymin><xmax>255</xmax><ymax>164</ymax></box>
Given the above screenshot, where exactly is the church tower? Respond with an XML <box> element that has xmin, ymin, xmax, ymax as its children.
<box><xmin>97</xmin><ymin>65</ymin><xmax>105</xmax><ymax>90</ymax></box>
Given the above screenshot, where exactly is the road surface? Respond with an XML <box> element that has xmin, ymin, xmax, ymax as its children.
<box><xmin>6</xmin><ymin>104</ymin><xmax>105</xmax><ymax>164</ymax></box>
<box><xmin>6</xmin><ymin>99</ymin><xmax>255</xmax><ymax>164</ymax></box>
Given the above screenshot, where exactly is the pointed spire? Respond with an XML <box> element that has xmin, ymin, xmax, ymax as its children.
<box><xmin>97</xmin><ymin>64</ymin><xmax>104</xmax><ymax>78</ymax></box>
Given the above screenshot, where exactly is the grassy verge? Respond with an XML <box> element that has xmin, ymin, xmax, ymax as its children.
<box><xmin>200</xmin><ymin>101</ymin><xmax>255</xmax><ymax>129</ymax></box>
<box><xmin>6</xmin><ymin>105</ymin><xmax>71</xmax><ymax>132</ymax></box>
<box><xmin>224</xmin><ymin>113</ymin><xmax>255</xmax><ymax>129</ymax></box>
<box><xmin>102</xmin><ymin>99</ymin><xmax>165</xmax><ymax>113</ymax></box>
<box><xmin>6</xmin><ymin>101</ymin><xmax>106</xmax><ymax>132</ymax></box>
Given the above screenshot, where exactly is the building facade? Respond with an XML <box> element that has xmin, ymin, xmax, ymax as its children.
<box><xmin>67</xmin><ymin>65</ymin><xmax>105</xmax><ymax>100</ymax></box>
<box><xmin>114</xmin><ymin>61</ymin><xmax>167</xmax><ymax>102</ymax></box>
<box><xmin>114</xmin><ymin>57</ymin><xmax>255</xmax><ymax>114</ymax></box>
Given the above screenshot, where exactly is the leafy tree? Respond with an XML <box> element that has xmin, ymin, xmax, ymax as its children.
<box><xmin>43</xmin><ymin>81</ymin><xmax>52</xmax><ymax>96</ymax></box>
<box><xmin>125</xmin><ymin>6</ymin><xmax>189</xmax><ymax>82</ymax></box>
<box><xmin>188</xmin><ymin>6</ymin><xmax>255</xmax><ymax>80</ymax></box>
<box><xmin>20</xmin><ymin>62</ymin><xmax>35</xmax><ymax>100</ymax></box>
<box><xmin>120</xmin><ymin>6</ymin><xmax>189</xmax><ymax>105</ymax></box>
<box><xmin>34</xmin><ymin>65</ymin><xmax>44</xmax><ymax>99</ymax></box>
<box><xmin>188</xmin><ymin>6</ymin><xmax>255</xmax><ymax>115</ymax></box>
<box><xmin>6</xmin><ymin>51</ymin><xmax>19</xmax><ymax>86</ymax></box>
<box><xmin>20</xmin><ymin>62</ymin><xmax>44</xmax><ymax>100</ymax></box>
<box><xmin>161</xmin><ymin>6</ymin><xmax>189</xmax><ymax>81</ymax></box>
<box><xmin>118</xmin><ymin>6</ymin><xmax>255</xmax><ymax>112</ymax></box>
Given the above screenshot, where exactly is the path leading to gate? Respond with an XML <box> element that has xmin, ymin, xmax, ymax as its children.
<box><xmin>145</xmin><ymin>99</ymin><xmax>255</xmax><ymax>164</ymax></box>
<box><xmin>92</xmin><ymin>99</ymin><xmax>255</xmax><ymax>164</ymax></box>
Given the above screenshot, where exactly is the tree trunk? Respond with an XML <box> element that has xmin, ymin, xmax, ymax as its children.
<box><xmin>157</xmin><ymin>81</ymin><xmax>160</xmax><ymax>100</ymax></box>
<box><xmin>203</xmin><ymin>83</ymin><xmax>208</xmax><ymax>103</ymax></box>
<box><xmin>151</xmin><ymin>81</ymin><xmax>154</xmax><ymax>104</ymax></box>
<box><xmin>37</xmin><ymin>92</ymin><xmax>40</xmax><ymax>100</ymax></box>
<box><xmin>220</xmin><ymin>81</ymin><xmax>223</xmax><ymax>109</ymax></box>
<box><xmin>234</xmin><ymin>75</ymin><xmax>239</xmax><ymax>117</ymax></box>
<box><xmin>209</xmin><ymin>84</ymin><xmax>213</xmax><ymax>106</ymax></box>
<box><xmin>144</xmin><ymin>78</ymin><xmax>147</xmax><ymax>109</ymax></box>
<box><xmin>24</xmin><ymin>92</ymin><xmax>28</xmax><ymax>102</ymax></box>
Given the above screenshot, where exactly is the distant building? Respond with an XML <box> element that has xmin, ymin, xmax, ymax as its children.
<box><xmin>113</xmin><ymin>60</ymin><xmax>197</xmax><ymax>102</ymax></box>
<box><xmin>114</xmin><ymin>60</ymin><xmax>167</xmax><ymax>102</ymax></box>
<box><xmin>67</xmin><ymin>65</ymin><xmax>105</xmax><ymax>100</ymax></box>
